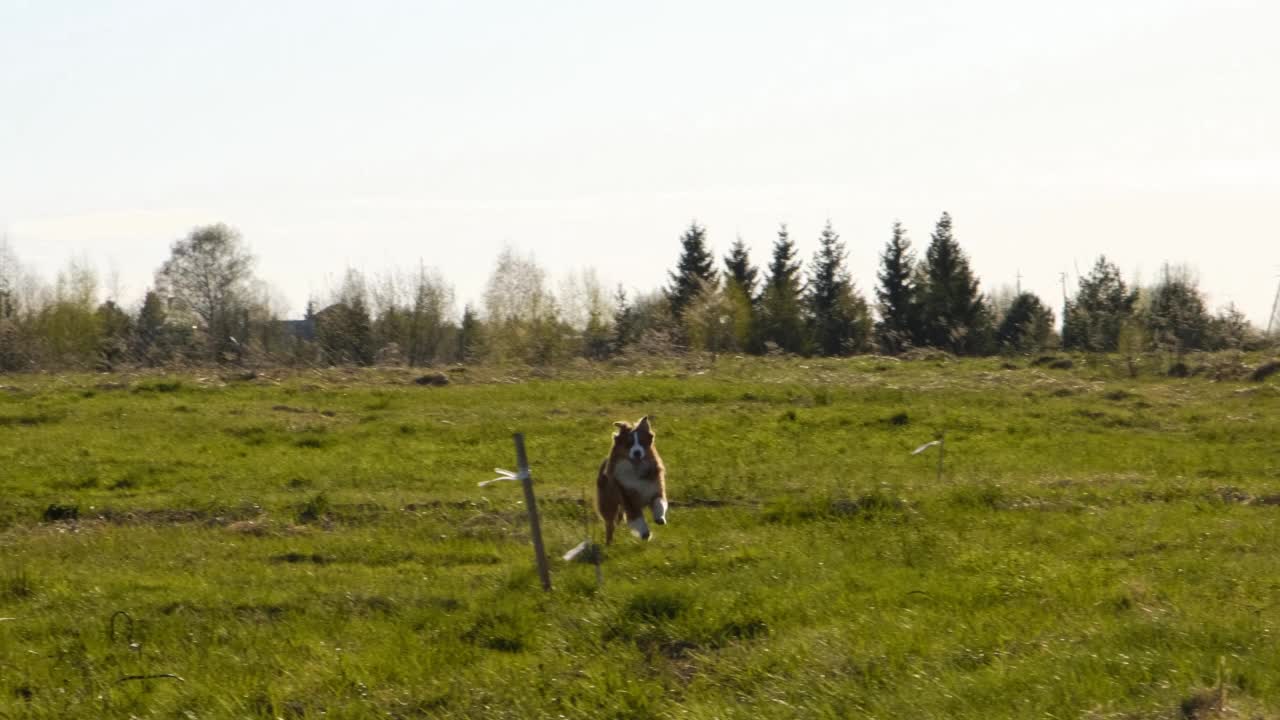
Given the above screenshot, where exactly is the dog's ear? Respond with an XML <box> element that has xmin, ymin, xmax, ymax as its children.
<box><xmin>612</xmin><ymin>421</ymin><xmax>632</xmax><ymax>437</ymax></box>
<box><xmin>634</xmin><ymin>416</ymin><xmax>654</xmax><ymax>443</ymax></box>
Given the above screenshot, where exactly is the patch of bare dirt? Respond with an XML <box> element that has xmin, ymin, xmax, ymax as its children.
<box><xmin>95</xmin><ymin>505</ymin><xmax>263</xmax><ymax>526</ymax></box>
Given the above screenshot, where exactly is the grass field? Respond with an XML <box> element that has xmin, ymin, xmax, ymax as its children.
<box><xmin>2</xmin><ymin>354</ymin><xmax>1280</xmax><ymax>719</ymax></box>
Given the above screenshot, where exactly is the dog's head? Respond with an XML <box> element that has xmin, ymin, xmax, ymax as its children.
<box><xmin>612</xmin><ymin>416</ymin><xmax>655</xmax><ymax>462</ymax></box>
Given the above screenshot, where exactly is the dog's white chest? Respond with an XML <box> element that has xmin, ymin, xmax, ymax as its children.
<box><xmin>614</xmin><ymin>461</ymin><xmax>653</xmax><ymax>497</ymax></box>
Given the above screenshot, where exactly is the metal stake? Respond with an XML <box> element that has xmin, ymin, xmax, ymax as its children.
<box><xmin>513</xmin><ymin>433</ymin><xmax>551</xmax><ymax>591</ymax></box>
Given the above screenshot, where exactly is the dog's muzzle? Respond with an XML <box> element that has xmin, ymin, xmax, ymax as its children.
<box><xmin>629</xmin><ymin>434</ymin><xmax>646</xmax><ymax>461</ymax></box>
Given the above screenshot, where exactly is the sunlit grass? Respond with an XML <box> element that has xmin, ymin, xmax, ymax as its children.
<box><xmin>1</xmin><ymin>354</ymin><xmax>1279</xmax><ymax>718</ymax></box>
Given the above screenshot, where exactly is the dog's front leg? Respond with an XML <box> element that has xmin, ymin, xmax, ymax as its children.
<box><xmin>651</xmin><ymin>496</ymin><xmax>668</xmax><ymax>525</ymax></box>
<box><xmin>622</xmin><ymin>495</ymin><xmax>651</xmax><ymax>541</ymax></box>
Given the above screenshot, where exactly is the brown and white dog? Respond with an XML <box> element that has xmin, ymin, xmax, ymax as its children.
<box><xmin>596</xmin><ymin>416</ymin><xmax>668</xmax><ymax>543</ymax></box>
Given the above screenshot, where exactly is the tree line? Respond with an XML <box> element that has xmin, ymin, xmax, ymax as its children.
<box><xmin>0</xmin><ymin>215</ymin><xmax>1268</xmax><ymax>371</ymax></box>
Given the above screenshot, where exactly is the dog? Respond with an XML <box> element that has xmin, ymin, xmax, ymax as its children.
<box><xmin>596</xmin><ymin>415</ymin><xmax>668</xmax><ymax>543</ymax></box>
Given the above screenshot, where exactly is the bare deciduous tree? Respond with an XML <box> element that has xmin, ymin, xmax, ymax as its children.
<box><xmin>483</xmin><ymin>246</ymin><xmax>565</xmax><ymax>364</ymax></box>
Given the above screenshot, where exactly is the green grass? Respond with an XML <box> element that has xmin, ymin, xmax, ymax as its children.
<box><xmin>2</xmin><ymin>355</ymin><xmax>1279</xmax><ymax>718</ymax></box>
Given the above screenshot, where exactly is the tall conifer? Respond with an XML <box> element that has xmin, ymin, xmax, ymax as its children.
<box><xmin>918</xmin><ymin>212</ymin><xmax>989</xmax><ymax>354</ymax></box>
<box><xmin>665</xmin><ymin>221</ymin><xmax>717</xmax><ymax>320</ymax></box>
<box><xmin>875</xmin><ymin>221</ymin><xmax>921</xmax><ymax>353</ymax></box>
<box><xmin>759</xmin><ymin>225</ymin><xmax>806</xmax><ymax>353</ymax></box>
<box><xmin>806</xmin><ymin>221</ymin><xmax>871</xmax><ymax>355</ymax></box>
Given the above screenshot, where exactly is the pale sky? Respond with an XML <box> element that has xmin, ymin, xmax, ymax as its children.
<box><xmin>2</xmin><ymin>1</ymin><xmax>1277</xmax><ymax>325</ymax></box>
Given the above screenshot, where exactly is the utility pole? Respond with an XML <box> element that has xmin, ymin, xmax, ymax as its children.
<box><xmin>1059</xmin><ymin>272</ymin><xmax>1070</xmax><ymax>338</ymax></box>
<box><xmin>1268</xmin><ymin>275</ymin><xmax>1280</xmax><ymax>338</ymax></box>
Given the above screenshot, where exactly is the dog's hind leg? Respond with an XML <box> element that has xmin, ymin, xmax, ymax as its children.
<box><xmin>602</xmin><ymin>504</ymin><xmax>619</xmax><ymax>545</ymax></box>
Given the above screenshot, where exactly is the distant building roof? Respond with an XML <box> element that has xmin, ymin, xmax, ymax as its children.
<box><xmin>278</xmin><ymin>318</ymin><xmax>316</xmax><ymax>341</ymax></box>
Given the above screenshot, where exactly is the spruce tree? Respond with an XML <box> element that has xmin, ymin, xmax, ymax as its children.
<box><xmin>134</xmin><ymin>290</ymin><xmax>168</xmax><ymax>361</ymax></box>
<box><xmin>1146</xmin><ymin>264</ymin><xmax>1210</xmax><ymax>354</ymax></box>
<box><xmin>317</xmin><ymin>271</ymin><xmax>376</xmax><ymax>366</ymax></box>
<box><xmin>0</xmin><ymin>239</ymin><xmax>17</xmax><ymax>321</ymax></box>
<box><xmin>723</xmin><ymin>236</ymin><xmax>761</xmax><ymax>352</ymax></box>
<box><xmin>457</xmin><ymin>304</ymin><xmax>482</xmax><ymax>362</ymax></box>
<box><xmin>610</xmin><ymin>285</ymin><xmax>637</xmax><ymax>353</ymax></box>
<box><xmin>723</xmin><ymin>236</ymin><xmax>759</xmax><ymax>302</ymax></box>
<box><xmin>1062</xmin><ymin>256</ymin><xmax>1137</xmax><ymax>351</ymax></box>
<box><xmin>918</xmin><ymin>212</ymin><xmax>990</xmax><ymax>354</ymax></box>
<box><xmin>806</xmin><ymin>221</ymin><xmax>871</xmax><ymax>355</ymax></box>
<box><xmin>759</xmin><ymin>224</ymin><xmax>806</xmax><ymax>354</ymax></box>
<box><xmin>996</xmin><ymin>292</ymin><xmax>1055</xmax><ymax>353</ymax></box>
<box><xmin>665</xmin><ymin>221</ymin><xmax>717</xmax><ymax>320</ymax></box>
<box><xmin>875</xmin><ymin>221</ymin><xmax>921</xmax><ymax>354</ymax></box>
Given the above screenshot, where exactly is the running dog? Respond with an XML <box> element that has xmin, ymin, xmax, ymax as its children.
<box><xmin>596</xmin><ymin>416</ymin><xmax>668</xmax><ymax>543</ymax></box>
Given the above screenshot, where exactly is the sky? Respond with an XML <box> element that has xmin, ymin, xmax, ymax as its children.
<box><xmin>2</xmin><ymin>0</ymin><xmax>1278</xmax><ymax>326</ymax></box>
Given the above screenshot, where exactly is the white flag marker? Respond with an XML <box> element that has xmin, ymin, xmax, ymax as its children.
<box><xmin>911</xmin><ymin>439</ymin><xmax>943</xmax><ymax>456</ymax></box>
<box><xmin>479</xmin><ymin>467</ymin><xmax>530</xmax><ymax>488</ymax></box>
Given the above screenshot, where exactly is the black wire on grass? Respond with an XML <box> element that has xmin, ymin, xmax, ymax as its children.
<box><xmin>116</xmin><ymin>674</ymin><xmax>186</xmax><ymax>684</ymax></box>
<box><xmin>108</xmin><ymin>611</ymin><xmax>184</xmax><ymax>685</ymax></box>
<box><xmin>109</xmin><ymin>610</ymin><xmax>134</xmax><ymax>645</ymax></box>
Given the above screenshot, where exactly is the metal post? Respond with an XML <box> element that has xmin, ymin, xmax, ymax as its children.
<box><xmin>1267</xmin><ymin>278</ymin><xmax>1280</xmax><ymax>338</ymax></box>
<box><xmin>513</xmin><ymin>433</ymin><xmax>551</xmax><ymax>591</ymax></box>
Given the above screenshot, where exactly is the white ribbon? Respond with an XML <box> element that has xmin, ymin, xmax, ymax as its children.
<box><xmin>478</xmin><ymin>467</ymin><xmax>531</xmax><ymax>488</ymax></box>
<box><xmin>911</xmin><ymin>439</ymin><xmax>943</xmax><ymax>456</ymax></box>
<box><xmin>563</xmin><ymin>540</ymin><xmax>590</xmax><ymax>561</ymax></box>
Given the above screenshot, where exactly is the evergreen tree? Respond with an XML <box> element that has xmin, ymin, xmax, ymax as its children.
<box><xmin>918</xmin><ymin>212</ymin><xmax>990</xmax><ymax>354</ymax></box>
<box><xmin>582</xmin><ymin>309</ymin><xmax>612</xmax><ymax>360</ymax></box>
<box><xmin>665</xmin><ymin>221</ymin><xmax>717</xmax><ymax>320</ymax></box>
<box><xmin>458</xmin><ymin>304</ymin><xmax>482</xmax><ymax>362</ymax></box>
<box><xmin>611</xmin><ymin>285</ymin><xmax>637</xmax><ymax>353</ymax></box>
<box><xmin>723</xmin><ymin>236</ymin><xmax>761</xmax><ymax>352</ymax></box>
<box><xmin>875</xmin><ymin>221</ymin><xmax>922</xmax><ymax>354</ymax></box>
<box><xmin>996</xmin><ymin>292</ymin><xmax>1055</xmax><ymax>353</ymax></box>
<box><xmin>134</xmin><ymin>291</ymin><xmax>168</xmax><ymax>362</ymax></box>
<box><xmin>1061</xmin><ymin>256</ymin><xmax>1138</xmax><ymax>352</ymax></box>
<box><xmin>95</xmin><ymin>300</ymin><xmax>134</xmax><ymax>368</ymax></box>
<box><xmin>0</xmin><ymin>239</ymin><xmax>25</xmax><ymax>370</ymax></box>
<box><xmin>348</xmin><ymin>294</ymin><xmax>375</xmax><ymax>365</ymax></box>
<box><xmin>806</xmin><ymin>221</ymin><xmax>871</xmax><ymax>355</ymax></box>
<box><xmin>723</xmin><ymin>236</ymin><xmax>759</xmax><ymax>302</ymax></box>
<box><xmin>405</xmin><ymin>266</ymin><xmax>454</xmax><ymax>366</ymax></box>
<box><xmin>759</xmin><ymin>224</ymin><xmax>806</xmax><ymax>353</ymax></box>
<box><xmin>0</xmin><ymin>238</ymin><xmax>18</xmax><ymax>321</ymax></box>
<box><xmin>1145</xmin><ymin>264</ymin><xmax>1210</xmax><ymax>354</ymax></box>
<box><xmin>317</xmin><ymin>270</ymin><xmax>376</xmax><ymax>366</ymax></box>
